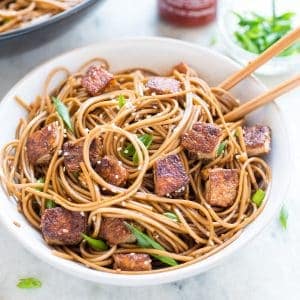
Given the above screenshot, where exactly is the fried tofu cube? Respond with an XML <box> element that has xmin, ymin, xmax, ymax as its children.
<box><xmin>99</xmin><ymin>218</ymin><xmax>136</xmax><ymax>245</ymax></box>
<box><xmin>113</xmin><ymin>253</ymin><xmax>152</xmax><ymax>271</ymax></box>
<box><xmin>41</xmin><ymin>207</ymin><xmax>86</xmax><ymax>245</ymax></box>
<box><xmin>82</xmin><ymin>65</ymin><xmax>113</xmax><ymax>96</ymax></box>
<box><xmin>146</xmin><ymin>77</ymin><xmax>181</xmax><ymax>94</ymax></box>
<box><xmin>206</xmin><ymin>168</ymin><xmax>239</xmax><ymax>208</ymax></box>
<box><xmin>181</xmin><ymin>122</ymin><xmax>222</xmax><ymax>159</ymax></box>
<box><xmin>95</xmin><ymin>155</ymin><xmax>128</xmax><ymax>186</ymax></box>
<box><xmin>63</xmin><ymin>137</ymin><xmax>103</xmax><ymax>173</ymax></box>
<box><xmin>154</xmin><ymin>154</ymin><xmax>189</xmax><ymax>197</ymax></box>
<box><xmin>243</xmin><ymin>125</ymin><xmax>271</xmax><ymax>156</ymax></box>
<box><xmin>26</xmin><ymin>122</ymin><xmax>59</xmax><ymax>165</ymax></box>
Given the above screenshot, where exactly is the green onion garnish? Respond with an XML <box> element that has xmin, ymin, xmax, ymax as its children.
<box><xmin>52</xmin><ymin>97</ymin><xmax>73</xmax><ymax>132</ymax></box>
<box><xmin>216</xmin><ymin>141</ymin><xmax>227</xmax><ymax>156</ymax></box>
<box><xmin>81</xmin><ymin>233</ymin><xmax>108</xmax><ymax>251</ymax></box>
<box><xmin>233</xmin><ymin>9</ymin><xmax>300</xmax><ymax>56</ymax></box>
<box><xmin>163</xmin><ymin>212</ymin><xmax>179</xmax><ymax>222</ymax></box>
<box><xmin>17</xmin><ymin>277</ymin><xmax>42</xmax><ymax>289</ymax></box>
<box><xmin>251</xmin><ymin>188</ymin><xmax>266</xmax><ymax>207</ymax></box>
<box><xmin>45</xmin><ymin>200</ymin><xmax>56</xmax><ymax>209</ymax></box>
<box><xmin>122</xmin><ymin>134</ymin><xmax>153</xmax><ymax>165</ymax></box>
<box><xmin>125</xmin><ymin>222</ymin><xmax>178</xmax><ymax>266</ymax></box>
<box><xmin>117</xmin><ymin>94</ymin><xmax>126</xmax><ymax>108</ymax></box>
<box><xmin>279</xmin><ymin>206</ymin><xmax>288</xmax><ymax>230</ymax></box>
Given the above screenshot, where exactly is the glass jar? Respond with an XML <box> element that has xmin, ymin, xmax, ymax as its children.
<box><xmin>158</xmin><ymin>0</ymin><xmax>217</xmax><ymax>27</ymax></box>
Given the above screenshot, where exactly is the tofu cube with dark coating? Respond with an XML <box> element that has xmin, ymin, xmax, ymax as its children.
<box><xmin>113</xmin><ymin>253</ymin><xmax>152</xmax><ymax>271</ymax></box>
<box><xmin>100</xmin><ymin>218</ymin><xmax>136</xmax><ymax>245</ymax></box>
<box><xmin>146</xmin><ymin>77</ymin><xmax>180</xmax><ymax>94</ymax></box>
<box><xmin>63</xmin><ymin>137</ymin><xmax>103</xmax><ymax>173</ymax></box>
<box><xmin>206</xmin><ymin>168</ymin><xmax>239</xmax><ymax>208</ymax></box>
<box><xmin>154</xmin><ymin>154</ymin><xmax>189</xmax><ymax>197</ymax></box>
<box><xmin>243</xmin><ymin>125</ymin><xmax>271</xmax><ymax>156</ymax></box>
<box><xmin>26</xmin><ymin>122</ymin><xmax>59</xmax><ymax>165</ymax></box>
<box><xmin>95</xmin><ymin>155</ymin><xmax>128</xmax><ymax>186</ymax></box>
<box><xmin>181</xmin><ymin>122</ymin><xmax>222</xmax><ymax>159</ymax></box>
<box><xmin>41</xmin><ymin>207</ymin><xmax>86</xmax><ymax>245</ymax></box>
<box><xmin>82</xmin><ymin>65</ymin><xmax>113</xmax><ymax>96</ymax></box>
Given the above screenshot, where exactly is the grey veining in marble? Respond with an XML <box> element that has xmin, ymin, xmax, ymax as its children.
<box><xmin>0</xmin><ymin>0</ymin><xmax>300</xmax><ymax>299</ymax></box>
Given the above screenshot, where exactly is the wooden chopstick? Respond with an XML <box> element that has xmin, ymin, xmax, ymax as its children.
<box><xmin>218</xmin><ymin>74</ymin><xmax>300</xmax><ymax>123</ymax></box>
<box><xmin>219</xmin><ymin>27</ymin><xmax>300</xmax><ymax>91</ymax></box>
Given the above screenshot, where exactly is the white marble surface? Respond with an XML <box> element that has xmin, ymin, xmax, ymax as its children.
<box><xmin>0</xmin><ymin>0</ymin><xmax>300</xmax><ymax>299</ymax></box>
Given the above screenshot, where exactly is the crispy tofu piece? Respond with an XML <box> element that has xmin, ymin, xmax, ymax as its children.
<box><xmin>243</xmin><ymin>125</ymin><xmax>271</xmax><ymax>156</ymax></box>
<box><xmin>41</xmin><ymin>207</ymin><xmax>86</xmax><ymax>245</ymax></box>
<box><xmin>99</xmin><ymin>218</ymin><xmax>136</xmax><ymax>245</ymax></box>
<box><xmin>181</xmin><ymin>122</ymin><xmax>222</xmax><ymax>159</ymax></box>
<box><xmin>95</xmin><ymin>155</ymin><xmax>128</xmax><ymax>186</ymax></box>
<box><xmin>146</xmin><ymin>77</ymin><xmax>180</xmax><ymax>94</ymax></box>
<box><xmin>154</xmin><ymin>154</ymin><xmax>189</xmax><ymax>197</ymax></box>
<box><xmin>206</xmin><ymin>168</ymin><xmax>239</xmax><ymax>208</ymax></box>
<box><xmin>113</xmin><ymin>253</ymin><xmax>152</xmax><ymax>271</ymax></box>
<box><xmin>82</xmin><ymin>65</ymin><xmax>113</xmax><ymax>96</ymax></box>
<box><xmin>26</xmin><ymin>122</ymin><xmax>59</xmax><ymax>165</ymax></box>
<box><xmin>63</xmin><ymin>137</ymin><xmax>103</xmax><ymax>173</ymax></box>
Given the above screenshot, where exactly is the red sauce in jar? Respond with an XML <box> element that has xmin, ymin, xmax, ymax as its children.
<box><xmin>158</xmin><ymin>0</ymin><xmax>217</xmax><ymax>27</ymax></box>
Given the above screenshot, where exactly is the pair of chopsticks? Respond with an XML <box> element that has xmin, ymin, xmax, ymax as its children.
<box><xmin>218</xmin><ymin>27</ymin><xmax>300</xmax><ymax>122</ymax></box>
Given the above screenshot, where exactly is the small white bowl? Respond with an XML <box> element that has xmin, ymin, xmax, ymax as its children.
<box><xmin>0</xmin><ymin>37</ymin><xmax>291</xmax><ymax>286</ymax></box>
<box><xmin>218</xmin><ymin>0</ymin><xmax>300</xmax><ymax>75</ymax></box>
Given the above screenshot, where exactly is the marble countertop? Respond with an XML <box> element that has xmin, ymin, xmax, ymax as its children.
<box><xmin>0</xmin><ymin>0</ymin><xmax>300</xmax><ymax>299</ymax></box>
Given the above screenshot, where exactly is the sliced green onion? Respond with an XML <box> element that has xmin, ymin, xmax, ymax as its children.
<box><xmin>52</xmin><ymin>96</ymin><xmax>73</xmax><ymax>132</ymax></box>
<box><xmin>81</xmin><ymin>233</ymin><xmax>108</xmax><ymax>251</ymax></box>
<box><xmin>45</xmin><ymin>200</ymin><xmax>56</xmax><ymax>209</ymax></box>
<box><xmin>163</xmin><ymin>212</ymin><xmax>179</xmax><ymax>222</ymax></box>
<box><xmin>251</xmin><ymin>188</ymin><xmax>265</xmax><ymax>207</ymax></box>
<box><xmin>216</xmin><ymin>141</ymin><xmax>227</xmax><ymax>156</ymax></box>
<box><xmin>36</xmin><ymin>177</ymin><xmax>56</xmax><ymax>209</ymax></box>
<box><xmin>209</xmin><ymin>35</ymin><xmax>217</xmax><ymax>46</ymax></box>
<box><xmin>117</xmin><ymin>94</ymin><xmax>126</xmax><ymax>108</ymax></box>
<box><xmin>125</xmin><ymin>222</ymin><xmax>178</xmax><ymax>266</ymax></box>
<box><xmin>232</xmin><ymin>9</ymin><xmax>300</xmax><ymax>56</ymax></box>
<box><xmin>36</xmin><ymin>177</ymin><xmax>44</xmax><ymax>192</ymax></box>
<box><xmin>279</xmin><ymin>206</ymin><xmax>288</xmax><ymax>230</ymax></box>
<box><xmin>122</xmin><ymin>134</ymin><xmax>153</xmax><ymax>165</ymax></box>
<box><xmin>17</xmin><ymin>277</ymin><xmax>42</xmax><ymax>289</ymax></box>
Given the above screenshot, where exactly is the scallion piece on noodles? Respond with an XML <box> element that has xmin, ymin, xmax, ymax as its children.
<box><xmin>125</xmin><ymin>222</ymin><xmax>178</xmax><ymax>266</ymax></box>
<box><xmin>52</xmin><ymin>97</ymin><xmax>73</xmax><ymax>132</ymax></box>
<box><xmin>216</xmin><ymin>141</ymin><xmax>227</xmax><ymax>156</ymax></box>
<box><xmin>122</xmin><ymin>134</ymin><xmax>153</xmax><ymax>164</ymax></box>
<box><xmin>81</xmin><ymin>233</ymin><xmax>108</xmax><ymax>251</ymax></box>
<box><xmin>118</xmin><ymin>95</ymin><xmax>126</xmax><ymax>108</ymax></box>
<box><xmin>251</xmin><ymin>189</ymin><xmax>265</xmax><ymax>207</ymax></box>
<box><xmin>163</xmin><ymin>212</ymin><xmax>179</xmax><ymax>222</ymax></box>
<box><xmin>36</xmin><ymin>178</ymin><xmax>56</xmax><ymax>208</ymax></box>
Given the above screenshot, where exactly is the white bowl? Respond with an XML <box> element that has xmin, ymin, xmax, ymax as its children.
<box><xmin>0</xmin><ymin>37</ymin><xmax>291</xmax><ymax>286</ymax></box>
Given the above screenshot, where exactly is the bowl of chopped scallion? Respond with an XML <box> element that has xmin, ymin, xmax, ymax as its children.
<box><xmin>218</xmin><ymin>0</ymin><xmax>300</xmax><ymax>75</ymax></box>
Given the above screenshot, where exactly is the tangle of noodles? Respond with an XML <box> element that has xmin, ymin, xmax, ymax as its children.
<box><xmin>0</xmin><ymin>0</ymin><xmax>83</xmax><ymax>34</ymax></box>
<box><xmin>0</xmin><ymin>59</ymin><xmax>271</xmax><ymax>274</ymax></box>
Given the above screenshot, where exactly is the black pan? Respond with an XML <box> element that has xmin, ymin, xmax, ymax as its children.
<box><xmin>0</xmin><ymin>0</ymin><xmax>99</xmax><ymax>42</ymax></box>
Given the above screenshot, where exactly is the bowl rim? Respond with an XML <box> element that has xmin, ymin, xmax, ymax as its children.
<box><xmin>0</xmin><ymin>37</ymin><xmax>292</xmax><ymax>286</ymax></box>
<box><xmin>0</xmin><ymin>0</ymin><xmax>98</xmax><ymax>42</ymax></box>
